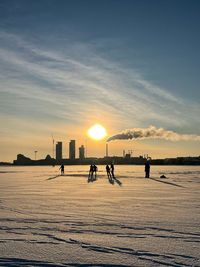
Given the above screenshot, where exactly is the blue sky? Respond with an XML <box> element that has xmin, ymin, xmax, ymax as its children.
<box><xmin>0</xmin><ymin>0</ymin><xmax>200</xmax><ymax>161</ymax></box>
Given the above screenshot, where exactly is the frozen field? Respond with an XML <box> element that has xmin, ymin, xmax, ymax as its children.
<box><xmin>0</xmin><ymin>165</ymin><xmax>200</xmax><ymax>266</ymax></box>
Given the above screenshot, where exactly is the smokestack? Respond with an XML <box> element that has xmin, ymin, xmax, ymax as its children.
<box><xmin>106</xmin><ymin>143</ymin><xmax>108</xmax><ymax>157</ymax></box>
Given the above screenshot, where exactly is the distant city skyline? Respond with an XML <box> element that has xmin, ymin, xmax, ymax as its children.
<box><xmin>0</xmin><ymin>0</ymin><xmax>200</xmax><ymax>161</ymax></box>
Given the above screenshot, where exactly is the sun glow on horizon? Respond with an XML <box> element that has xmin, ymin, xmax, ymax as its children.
<box><xmin>88</xmin><ymin>124</ymin><xmax>107</xmax><ymax>140</ymax></box>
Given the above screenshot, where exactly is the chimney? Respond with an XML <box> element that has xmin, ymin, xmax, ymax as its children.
<box><xmin>106</xmin><ymin>143</ymin><xmax>108</xmax><ymax>157</ymax></box>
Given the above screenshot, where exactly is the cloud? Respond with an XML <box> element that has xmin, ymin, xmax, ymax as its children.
<box><xmin>107</xmin><ymin>126</ymin><xmax>200</xmax><ymax>142</ymax></box>
<box><xmin>0</xmin><ymin>31</ymin><xmax>199</xmax><ymax>132</ymax></box>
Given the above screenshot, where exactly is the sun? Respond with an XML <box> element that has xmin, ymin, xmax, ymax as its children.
<box><xmin>88</xmin><ymin>124</ymin><xmax>107</xmax><ymax>140</ymax></box>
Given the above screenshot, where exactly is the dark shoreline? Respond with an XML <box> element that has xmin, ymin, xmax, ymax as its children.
<box><xmin>1</xmin><ymin>163</ymin><xmax>200</xmax><ymax>167</ymax></box>
<box><xmin>1</xmin><ymin>155</ymin><xmax>200</xmax><ymax>166</ymax></box>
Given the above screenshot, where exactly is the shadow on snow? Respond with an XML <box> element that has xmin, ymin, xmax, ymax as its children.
<box><xmin>149</xmin><ymin>177</ymin><xmax>184</xmax><ymax>188</ymax></box>
<box><xmin>0</xmin><ymin>257</ymin><xmax>132</xmax><ymax>267</ymax></box>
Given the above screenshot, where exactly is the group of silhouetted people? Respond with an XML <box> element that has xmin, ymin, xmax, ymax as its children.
<box><xmin>88</xmin><ymin>164</ymin><xmax>98</xmax><ymax>181</ymax></box>
<box><xmin>106</xmin><ymin>163</ymin><xmax>115</xmax><ymax>179</ymax></box>
<box><xmin>59</xmin><ymin>161</ymin><xmax>150</xmax><ymax>179</ymax></box>
<box><xmin>88</xmin><ymin>163</ymin><xmax>115</xmax><ymax>182</ymax></box>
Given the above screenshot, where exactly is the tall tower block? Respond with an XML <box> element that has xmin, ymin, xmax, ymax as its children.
<box><xmin>79</xmin><ymin>145</ymin><xmax>85</xmax><ymax>160</ymax></box>
<box><xmin>69</xmin><ymin>140</ymin><xmax>76</xmax><ymax>159</ymax></box>
<box><xmin>56</xmin><ymin>142</ymin><xmax>62</xmax><ymax>161</ymax></box>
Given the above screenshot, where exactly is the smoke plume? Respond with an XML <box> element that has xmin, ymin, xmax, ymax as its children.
<box><xmin>107</xmin><ymin>126</ymin><xmax>200</xmax><ymax>142</ymax></box>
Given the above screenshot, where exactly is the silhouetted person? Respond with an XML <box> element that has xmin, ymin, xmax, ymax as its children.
<box><xmin>60</xmin><ymin>164</ymin><xmax>64</xmax><ymax>175</ymax></box>
<box><xmin>88</xmin><ymin>165</ymin><xmax>93</xmax><ymax>179</ymax></box>
<box><xmin>145</xmin><ymin>162</ymin><xmax>150</xmax><ymax>178</ymax></box>
<box><xmin>106</xmin><ymin>164</ymin><xmax>111</xmax><ymax>178</ymax></box>
<box><xmin>93</xmin><ymin>164</ymin><xmax>98</xmax><ymax>179</ymax></box>
<box><xmin>110</xmin><ymin>163</ymin><xmax>115</xmax><ymax>178</ymax></box>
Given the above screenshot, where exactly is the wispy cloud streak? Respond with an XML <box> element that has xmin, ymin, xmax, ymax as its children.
<box><xmin>0</xmin><ymin>31</ymin><xmax>199</xmax><ymax>131</ymax></box>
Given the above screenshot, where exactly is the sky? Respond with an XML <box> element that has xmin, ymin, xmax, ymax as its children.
<box><xmin>0</xmin><ymin>0</ymin><xmax>200</xmax><ymax>161</ymax></box>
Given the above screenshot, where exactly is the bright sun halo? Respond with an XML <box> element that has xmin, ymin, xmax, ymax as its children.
<box><xmin>88</xmin><ymin>124</ymin><xmax>107</xmax><ymax>140</ymax></box>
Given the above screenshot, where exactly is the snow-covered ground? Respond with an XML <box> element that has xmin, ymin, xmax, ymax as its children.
<box><xmin>0</xmin><ymin>165</ymin><xmax>200</xmax><ymax>266</ymax></box>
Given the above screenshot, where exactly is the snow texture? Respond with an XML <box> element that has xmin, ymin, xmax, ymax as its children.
<box><xmin>0</xmin><ymin>165</ymin><xmax>200</xmax><ymax>266</ymax></box>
